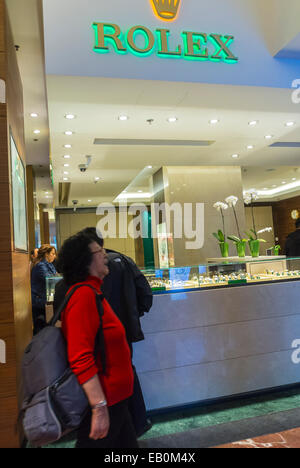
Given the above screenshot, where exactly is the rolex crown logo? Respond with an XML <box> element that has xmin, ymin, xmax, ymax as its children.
<box><xmin>150</xmin><ymin>0</ymin><xmax>181</xmax><ymax>21</ymax></box>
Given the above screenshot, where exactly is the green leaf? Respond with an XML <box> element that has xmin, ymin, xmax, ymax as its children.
<box><xmin>228</xmin><ymin>235</ymin><xmax>240</xmax><ymax>243</ymax></box>
<box><xmin>212</xmin><ymin>232</ymin><xmax>220</xmax><ymax>241</ymax></box>
<box><xmin>218</xmin><ymin>229</ymin><xmax>225</xmax><ymax>242</ymax></box>
<box><xmin>257</xmin><ymin>238</ymin><xmax>267</xmax><ymax>243</ymax></box>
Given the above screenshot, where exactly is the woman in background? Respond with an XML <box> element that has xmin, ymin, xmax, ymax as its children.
<box><xmin>31</xmin><ymin>244</ymin><xmax>56</xmax><ymax>334</ymax></box>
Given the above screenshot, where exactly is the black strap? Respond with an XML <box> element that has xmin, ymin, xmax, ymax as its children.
<box><xmin>49</xmin><ymin>284</ymin><xmax>106</xmax><ymax>375</ymax></box>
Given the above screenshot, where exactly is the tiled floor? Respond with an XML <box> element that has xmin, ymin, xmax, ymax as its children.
<box><xmin>33</xmin><ymin>386</ymin><xmax>300</xmax><ymax>448</ymax></box>
<box><xmin>216</xmin><ymin>427</ymin><xmax>300</xmax><ymax>448</ymax></box>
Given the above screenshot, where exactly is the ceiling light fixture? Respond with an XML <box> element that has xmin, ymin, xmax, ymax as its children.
<box><xmin>248</xmin><ymin>120</ymin><xmax>258</xmax><ymax>126</ymax></box>
<box><xmin>30</xmin><ymin>113</ymin><xmax>38</xmax><ymax>118</ymax></box>
<box><xmin>209</xmin><ymin>119</ymin><xmax>219</xmax><ymax>124</ymax></box>
<box><xmin>33</xmin><ymin>129</ymin><xmax>40</xmax><ymax>134</ymax></box>
<box><xmin>88</xmin><ymin>199</ymin><xmax>92</xmax><ymax>202</ymax></box>
<box><xmin>232</xmin><ymin>154</ymin><xmax>239</xmax><ymax>159</ymax></box>
<box><xmin>247</xmin><ymin>145</ymin><xmax>254</xmax><ymax>150</ymax></box>
<box><xmin>63</xmin><ymin>155</ymin><xmax>71</xmax><ymax>159</ymax></box>
<box><xmin>265</xmin><ymin>135</ymin><xmax>273</xmax><ymax>139</ymax></box>
<box><xmin>118</xmin><ymin>115</ymin><xmax>129</xmax><ymax>121</ymax></box>
<box><xmin>64</xmin><ymin>144</ymin><xmax>72</xmax><ymax>148</ymax></box>
<box><xmin>65</xmin><ymin>114</ymin><xmax>76</xmax><ymax>120</ymax></box>
<box><xmin>64</xmin><ymin>171</ymin><xmax>69</xmax><ymax>175</ymax></box>
<box><xmin>64</xmin><ymin>131</ymin><xmax>73</xmax><ymax>135</ymax></box>
<box><xmin>147</xmin><ymin>165</ymin><xmax>153</xmax><ymax>169</ymax></box>
<box><xmin>63</xmin><ymin>177</ymin><xmax>69</xmax><ymax>181</ymax></box>
<box><xmin>63</xmin><ymin>163</ymin><xmax>70</xmax><ymax>167</ymax></box>
<box><xmin>167</xmin><ymin>117</ymin><xmax>178</xmax><ymax>123</ymax></box>
<box><xmin>286</xmin><ymin>121</ymin><xmax>295</xmax><ymax>127</ymax></box>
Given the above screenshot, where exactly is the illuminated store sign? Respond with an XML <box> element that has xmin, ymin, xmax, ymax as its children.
<box><xmin>150</xmin><ymin>0</ymin><xmax>182</xmax><ymax>21</ymax></box>
<box><xmin>92</xmin><ymin>23</ymin><xmax>238</xmax><ymax>63</ymax></box>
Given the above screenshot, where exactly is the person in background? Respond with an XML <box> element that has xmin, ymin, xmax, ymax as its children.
<box><xmin>54</xmin><ymin>227</ymin><xmax>153</xmax><ymax>438</ymax></box>
<box><xmin>57</xmin><ymin>231</ymin><xmax>138</xmax><ymax>448</ymax></box>
<box><xmin>285</xmin><ymin>219</ymin><xmax>300</xmax><ymax>257</ymax></box>
<box><xmin>31</xmin><ymin>244</ymin><xmax>57</xmax><ymax>334</ymax></box>
<box><xmin>30</xmin><ymin>248</ymin><xmax>38</xmax><ymax>271</ymax></box>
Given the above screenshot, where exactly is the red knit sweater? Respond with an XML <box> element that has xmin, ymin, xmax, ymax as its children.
<box><xmin>61</xmin><ymin>276</ymin><xmax>134</xmax><ymax>407</ymax></box>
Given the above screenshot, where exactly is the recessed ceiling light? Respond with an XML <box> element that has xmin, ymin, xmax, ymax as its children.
<box><xmin>33</xmin><ymin>129</ymin><xmax>40</xmax><ymax>134</ymax></box>
<box><xmin>292</xmin><ymin>178</ymin><xmax>297</xmax><ymax>181</ymax></box>
<box><xmin>88</xmin><ymin>199</ymin><xmax>92</xmax><ymax>202</ymax></box>
<box><xmin>30</xmin><ymin>113</ymin><xmax>38</xmax><ymax>118</ymax></box>
<box><xmin>65</xmin><ymin>114</ymin><xmax>76</xmax><ymax>120</ymax></box>
<box><xmin>63</xmin><ymin>163</ymin><xmax>70</xmax><ymax>167</ymax></box>
<box><xmin>63</xmin><ymin>177</ymin><xmax>69</xmax><ymax>181</ymax></box>
<box><xmin>232</xmin><ymin>154</ymin><xmax>239</xmax><ymax>158</ymax></box>
<box><xmin>286</xmin><ymin>121</ymin><xmax>295</xmax><ymax>127</ymax></box>
<box><xmin>147</xmin><ymin>165</ymin><xmax>153</xmax><ymax>169</ymax></box>
<box><xmin>64</xmin><ymin>131</ymin><xmax>73</xmax><ymax>135</ymax></box>
<box><xmin>64</xmin><ymin>144</ymin><xmax>72</xmax><ymax>148</ymax></box>
<box><xmin>247</xmin><ymin>145</ymin><xmax>254</xmax><ymax>150</ymax></box>
<box><xmin>64</xmin><ymin>171</ymin><xmax>69</xmax><ymax>175</ymax></box>
<box><xmin>95</xmin><ymin>177</ymin><xmax>100</xmax><ymax>181</ymax></box>
<box><xmin>265</xmin><ymin>135</ymin><xmax>273</xmax><ymax>139</ymax></box>
<box><xmin>138</xmin><ymin>190</ymin><xmax>143</xmax><ymax>193</ymax></box>
<box><xmin>282</xmin><ymin>181</ymin><xmax>286</xmax><ymax>184</ymax></box>
<box><xmin>209</xmin><ymin>119</ymin><xmax>219</xmax><ymax>124</ymax></box>
<box><xmin>248</xmin><ymin>120</ymin><xmax>258</xmax><ymax>126</ymax></box>
<box><xmin>167</xmin><ymin>117</ymin><xmax>178</xmax><ymax>123</ymax></box>
<box><xmin>63</xmin><ymin>155</ymin><xmax>71</xmax><ymax>159</ymax></box>
<box><xmin>118</xmin><ymin>115</ymin><xmax>129</xmax><ymax>121</ymax></box>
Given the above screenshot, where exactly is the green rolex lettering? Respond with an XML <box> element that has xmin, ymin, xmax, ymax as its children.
<box><xmin>156</xmin><ymin>29</ymin><xmax>182</xmax><ymax>58</ymax></box>
<box><xmin>127</xmin><ymin>26</ymin><xmax>155</xmax><ymax>56</ymax></box>
<box><xmin>210</xmin><ymin>34</ymin><xmax>238</xmax><ymax>62</ymax></box>
<box><xmin>182</xmin><ymin>31</ymin><xmax>209</xmax><ymax>60</ymax></box>
<box><xmin>93</xmin><ymin>23</ymin><xmax>127</xmax><ymax>54</ymax></box>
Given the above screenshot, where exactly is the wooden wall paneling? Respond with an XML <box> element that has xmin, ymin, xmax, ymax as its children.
<box><xmin>43</xmin><ymin>210</ymin><xmax>50</xmax><ymax>244</ymax></box>
<box><xmin>0</xmin><ymin>251</ymin><xmax>13</xmax><ymax>323</ymax></box>
<box><xmin>0</xmin><ymin>396</ymin><xmax>19</xmax><ymax>448</ymax></box>
<box><xmin>26</xmin><ymin>166</ymin><xmax>36</xmax><ymax>253</ymax></box>
<box><xmin>0</xmin><ymin>322</ymin><xmax>17</xmax><ymax>399</ymax></box>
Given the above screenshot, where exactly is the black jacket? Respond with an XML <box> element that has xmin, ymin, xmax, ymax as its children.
<box><xmin>285</xmin><ymin>229</ymin><xmax>300</xmax><ymax>257</ymax></box>
<box><xmin>53</xmin><ymin>251</ymin><xmax>153</xmax><ymax>344</ymax></box>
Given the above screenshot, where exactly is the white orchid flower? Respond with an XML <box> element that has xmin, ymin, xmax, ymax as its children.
<box><xmin>257</xmin><ymin>227</ymin><xmax>273</xmax><ymax>234</ymax></box>
<box><xmin>214</xmin><ymin>202</ymin><xmax>228</xmax><ymax>211</ymax></box>
<box><xmin>225</xmin><ymin>196</ymin><xmax>238</xmax><ymax>207</ymax></box>
<box><xmin>243</xmin><ymin>189</ymin><xmax>258</xmax><ymax>204</ymax></box>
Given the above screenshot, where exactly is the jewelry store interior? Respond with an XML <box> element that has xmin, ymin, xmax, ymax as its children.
<box><xmin>1</xmin><ymin>0</ymin><xmax>300</xmax><ymax>449</ymax></box>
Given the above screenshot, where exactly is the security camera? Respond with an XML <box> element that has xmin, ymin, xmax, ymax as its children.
<box><xmin>72</xmin><ymin>200</ymin><xmax>78</xmax><ymax>212</ymax></box>
<box><xmin>78</xmin><ymin>164</ymin><xmax>87</xmax><ymax>173</ymax></box>
<box><xmin>78</xmin><ymin>156</ymin><xmax>92</xmax><ymax>173</ymax></box>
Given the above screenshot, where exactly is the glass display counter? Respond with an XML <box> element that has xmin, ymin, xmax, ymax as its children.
<box><xmin>141</xmin><ymin>257</ymin><xmax>300</xmax><ymax>293</ymax></box>
<box><xmin>46</xmin><ymin>257</ymin><xmax>300</xmax><ymax>301</ymax></box>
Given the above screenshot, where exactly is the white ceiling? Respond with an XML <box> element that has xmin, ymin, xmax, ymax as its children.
<box><xmin>46</xmin><ymin>75</ymin><xmax>300</xmax><ymax>207</ymax></box>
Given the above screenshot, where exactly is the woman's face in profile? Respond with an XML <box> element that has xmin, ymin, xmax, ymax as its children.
<box><xmin>88</xmin><ymin>242</ymin><xmax>109</xmax><ymax>279</ymax></box>
<box><xmin>46</xmin><ymin>249</ymin><xmax>56</xmax><ymax>263</ymax></box>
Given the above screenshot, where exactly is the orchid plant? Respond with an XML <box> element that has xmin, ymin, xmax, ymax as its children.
<box><xmin>213</xmin><ymin>202</ymin><xmax>228</xmax><ymax>243</ymax></box>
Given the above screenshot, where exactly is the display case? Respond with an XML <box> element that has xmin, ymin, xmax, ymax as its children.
<box><xmin>46</xmin><ymin>276</ymin><xmax>63</xmax><ymax>302</ymax></box>
<box><xmin>46</xmin><ymin>257</ymin><xmax>300</xmax><ymax>301</ymax></box>
<box><xmin>141</xmin><ymin>257</ymin><xmax>300</xmax><ymax>293</ymax></box>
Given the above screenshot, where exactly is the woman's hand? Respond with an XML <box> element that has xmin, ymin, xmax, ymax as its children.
<box><xmin>89</xmin><ymin>406</ymin><xmax>110</xmax><ymax>440</ymax></box>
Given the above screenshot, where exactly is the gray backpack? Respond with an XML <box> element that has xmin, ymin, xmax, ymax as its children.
<box><xmin>21</xmin><ymin>284</ymin><xmax>106</xmax><ymax>447</ymax></box>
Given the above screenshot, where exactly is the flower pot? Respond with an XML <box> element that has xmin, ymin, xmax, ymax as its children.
<box><xmin>219</xmin><ymin>242</ymin><xmax>229</xmax><ymax>258</ymax></box>
<box><xmin>274</xmin><ymin>246</ymin><xmax>281</xmax><ymax>256</ymax></box>
<box><xmin>248</xmin><ymin>239</ymin><xmax>260</xmax><ymax>258</ymax></box>
<box><xmin>235</xmin><ymin>241</ymin><xmax>246</xmax><ymax>258</ymax></box>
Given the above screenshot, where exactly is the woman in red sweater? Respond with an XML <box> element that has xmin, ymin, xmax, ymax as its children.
<box><xmin>57</xmin><ymin>232</ymin><xmax>138</xmax><ymax>448</ymax></box>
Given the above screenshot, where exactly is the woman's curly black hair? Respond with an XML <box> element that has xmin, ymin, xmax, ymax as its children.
<box><xmin>57</xmin><ymin>228</ymin><xmax>103</xmax><ymax>286</ymax></box>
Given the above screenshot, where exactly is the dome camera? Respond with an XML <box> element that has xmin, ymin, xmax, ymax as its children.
<box><xmin>78</xmin><ymin>164</ymin><xmax>87</xmax><ymax>173</ymax></box>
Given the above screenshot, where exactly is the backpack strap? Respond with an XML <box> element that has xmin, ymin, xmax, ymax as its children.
<box><xmin>49</xmin><ymin>284</ymin><xmax>106</xmax><ymax>375</ymax></box>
